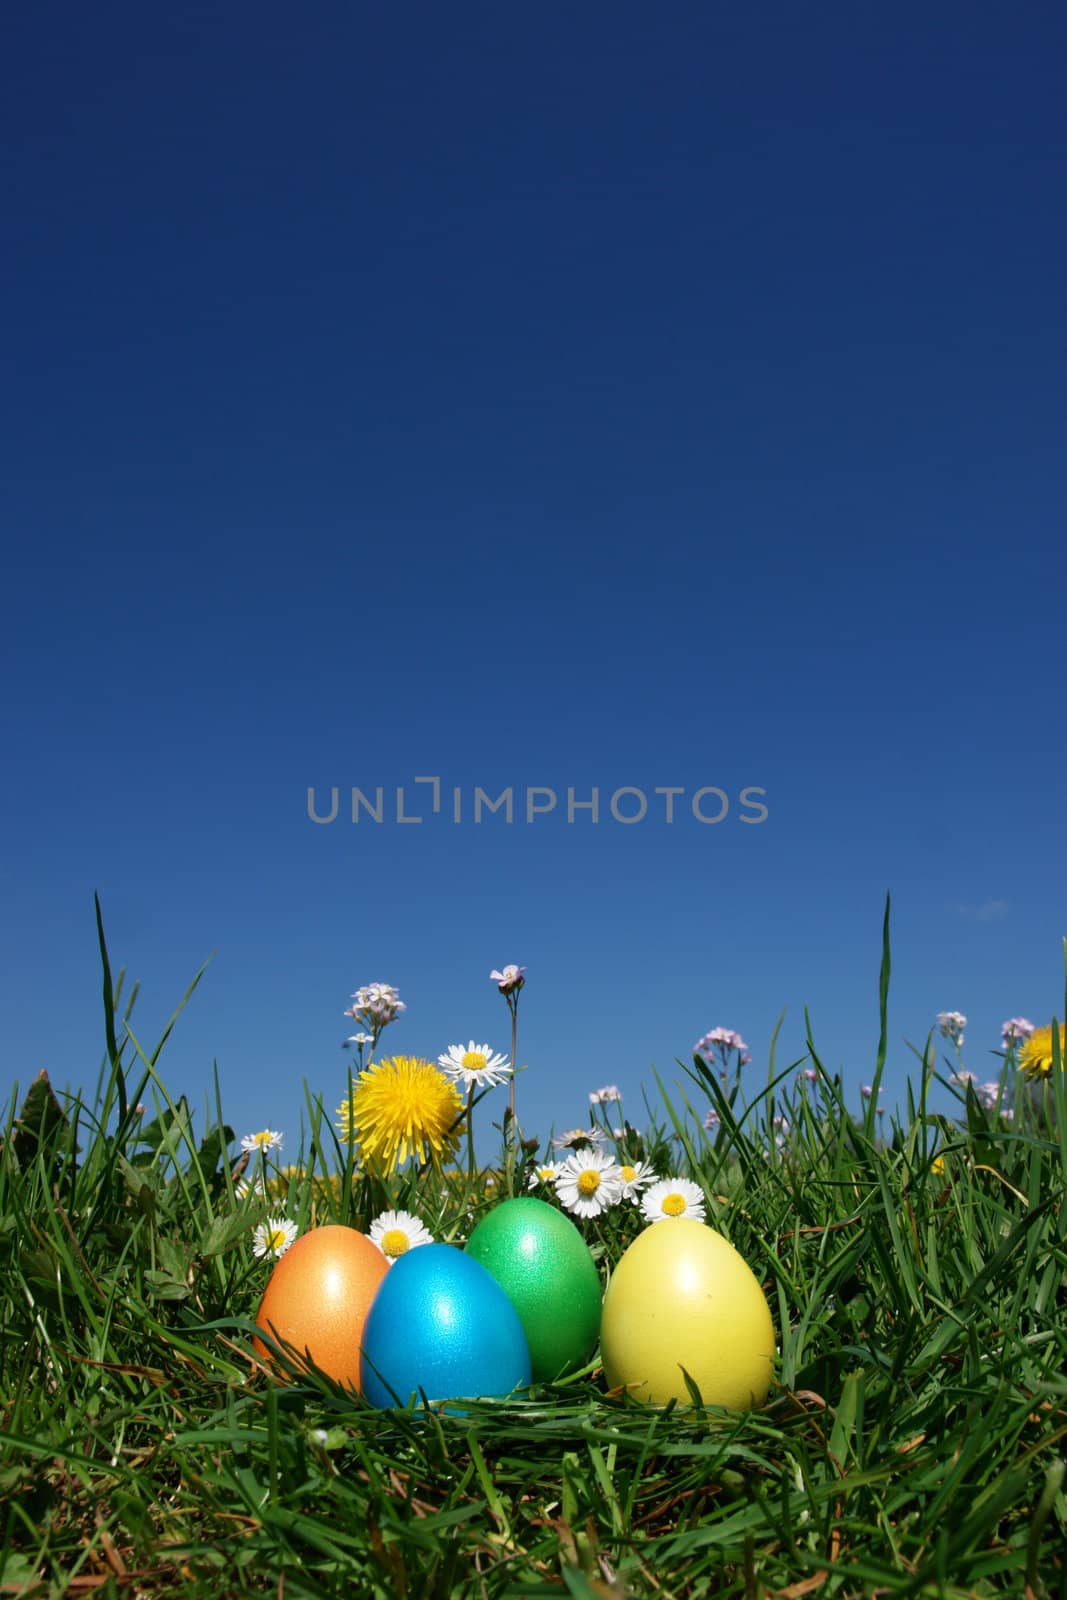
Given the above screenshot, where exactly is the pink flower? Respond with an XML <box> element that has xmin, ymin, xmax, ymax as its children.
<box><xmin>490</xmin><ymin>965</ymin><xmax>526</xmax><ymax>995</ymax></box>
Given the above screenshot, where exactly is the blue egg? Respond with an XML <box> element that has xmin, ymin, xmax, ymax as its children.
<box><xmin>360</xmin><ymin>1243</ymin><xmax>532</xmax><ymax>1408</ymax></box>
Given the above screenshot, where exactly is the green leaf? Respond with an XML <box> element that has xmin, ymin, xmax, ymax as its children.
<box><xmin>11</xmin><ymin>1071</ymin><xmax>72</xmax><ymax>1168</ymax></box>
<box><xmin>199</xmin><ymin>1209</ymin><xmax>257</xmax><ymax>1258</ymax></box>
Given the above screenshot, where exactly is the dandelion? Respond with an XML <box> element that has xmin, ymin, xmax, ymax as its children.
<box><xmin>369</xmin><ymin>1209</ymin><xmax>433</xmax><ymax>1263</ymax></box>
<box><xmin>641</xmin><ymin>1178</ymin><xmax>706</xmax><ymax>1224</ymax></box>
<box><xmin>552</xmin><ymin>1127</ymin><xmax>608</xmax><ymax>1150</ymax></box>
<box><xmin>589</xmin><ymin>1085</ymin><xmax>622</xmax><ymax>1105</ymax></box>
<box><xmin>936</xmin><ymin>1011</ymin><xmax>967</xmax><ymax>1045</ymax></box>
<box><xmin>618</xmin><ymin>1161</ymin><xmax>657</xmax><ymax>1201</ymax></box>
<box><xmin>253</xmin><ymin>1217</ymin><xmax>298</xmax><ymax>1259</ymax></box>
<box><xmin>527</xmin><ymin>1163</ymin><xmax>559</xmax><ymax>1189</ymax></box>
<box><xmin>930</xmin><ymin>1155</ymin><xmax>945</xmax><ymax>1177</ymax></box>
<box><xmin>1019</xmin><ymin>1024</ymin><xmax>1066</xmax><ymax>1081</ymax></box>
<box><xmin>1001</xmin><ymin>1016</ymin><xmax>1035</xmax><ymax>1049</ymax></box>
<box><xmin>554</xmin><ymin>1150</ymin><xmax>624</xmax><ymax>1218</ymax></box>
<box><xmin>437</xmin><ymin>1041</ymin><xmax>512</xmax><ymax>1091</ymax></box>
<box><xmin>241</xmin><ymin>1129</ymin><xmax>284</xmax><ymax>1154</ymax></box>
<box><xmin>335</xmin><ymin>1056</ymin><xmax>463</xmax><ymax>1174</ymax></box>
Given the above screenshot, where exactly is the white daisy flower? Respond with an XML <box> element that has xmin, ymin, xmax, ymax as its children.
<box><xmin>253</xmin><ymin>1217</ymin><xmax>298</xmax><ymax>1259</ymax></box>
<box><xmin>618</xmin><ymin>1161</ymin><xmax>657</xmax><ymax>1202</ymax></box>
<box><xmin>640</xmin><ymin>1178</ymin><xmax>707</xmax><ymax>1224</ymax></box>
<box><xmin>527</xmin><ymin>1162</ymin><xmax>560</xmax><ymax>1189</ymax></box>
<box><xmin>551</xmin><ymin>1127</ymin><xmax>608</xmax><ymax>1150</ymax></box>
<box><xmin>241</xmin><ymin>1129</ymin><xmax>284</xmax><ymax>1154</ymax></box>
<box><xmin>369</xmin><ymin>1209</ymin><xmax>434</xmax><ymax>1263</ymax></box>
<box><xmin>437</xmin><ymin>1040</ymin><xmax>513</xmax><ymax>1091</ymax></box>
<box><xmin>235</xmin><ymin>1174</ymin><xmax>269</xmax><ymax>1201</ymax></box>
<box><xmin>554</xmin><ymin>1151</ymin><xmax>624</xmax><ymax>1218</ymax></box>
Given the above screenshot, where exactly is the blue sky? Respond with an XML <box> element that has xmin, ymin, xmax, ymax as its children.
<box><xmin>2</xmin><ymin>3</ymin><xmax>1064</xmax><ymax>1163</ymax></box>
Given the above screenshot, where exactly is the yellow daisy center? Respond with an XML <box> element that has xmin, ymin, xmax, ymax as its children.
<box><xmin>250</xmin><ymin>1130</ymin><xmax>274</xmax><ymax>1148</ymax></box>
<box><xmin>381</xmin><ymin>1229</ymin><xmax>410</xmax><ymax>1258</ymax></box>
<box><xmin>578</xmin><ymin>1169</ymin><xmax>601</xmax><ymax>1196</ymax></box>
<box><xmin>266</xmin><ymin>1227</ymin><xmax>288</xmax><ymax>1251</ymax></box>
<box><xmin>461</xmin><ymin>1050</ymin><xmax>489</xmax><ymax>1073</ymax></box>
<box><xmin>662</xmin><ymin>1192</ymin><xmax>687</xmax><ymax>1217</ymax></box>
<box><xmin>621</xmin><ymin>1165</ymin><xmax>637</xmax><ymax>1182</ymax></box>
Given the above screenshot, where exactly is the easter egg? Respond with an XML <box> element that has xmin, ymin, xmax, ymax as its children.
<box><xmin>465</xmin><ymin>1197</ymin><xmax>602</xmax><ymax>1382</ymax></box>
<box><xmin>360</xmin><ymin>1243</ymin><xmax>531</xmax><ymax>1407</ymax></box>
<box><xmin>253</xmin><ymin>1224</ymin><xmax>389</xmax><ymax>1391</ymax></box>
<box><xmin>600</xmin><ymin>1218</ymin><xmax>775</xmax><ymax>1409</ymax></box>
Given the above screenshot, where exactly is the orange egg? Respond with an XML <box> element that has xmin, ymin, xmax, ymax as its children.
<box><xmin>253</xmin><ymin>1224</ymin><xmax>389</xmax><ymax>1390</ymax></box>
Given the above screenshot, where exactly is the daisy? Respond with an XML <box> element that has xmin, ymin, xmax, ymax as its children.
<box><xmin>253</xmin><ymin>1217</ymin><xmax>298</xmax><ymax>1259</ymax></box>
<box><xmin>641</xmin><ymin>1178</ymin><xmax>707</xmax><ymax>1224</ymax></box>
<box><xmin>554</xmin><ymin>1150</ymin><xmax>624</xmax><ymax>1218</ymax></box>
<box><xmin>241</xmin><ymin>1129</ymin><xmax>284</xmax><ymax>1154</ymax></box>
<box><xmin>235</xmin><ymin>1174</ymin><xmax>268</xmax><ymax>1201</ymax></box>
<box><xmin>527</xmin><ymin>1162</ymin><xmax>559</xmax><ymax>1189</ymax></box>
<box><xmin>618</xmin><ymin>1161</ymin><xmax>657</xmax><ymax>1201</ymax></box>
<box><xmin>369</xmin><ymin>1209</ymin><xmax>434</xmax><ymax>1263</ymax></box>
<box><xmin>335</xmin><ymin>1055</ymin><xmax>463</xmax><ymax>1173</ymax></box>
<box><xmin>551</xmin><ymin>1127</ymin><xmax>608</xmax><ymax>1150</ymax></box>
<box><xmin>1020</xmin><ymin>1024</ymin><xmax>1066</xmax><ymax>1080</ymax></box>
<box><xmin>589</xmin><ymin>1085</ymin><xmax>622</xmax><ymax>1105</ymax></box>
<box><xmin>437</xmin><ymin>1040</ymin><xmax>512</xmax><ymax>1092</ymax></box>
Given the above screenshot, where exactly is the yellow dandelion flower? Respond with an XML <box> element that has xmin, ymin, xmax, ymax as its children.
<box><xmin>335</xmin><ymin>1055</ymin><xmax>463</xmax><ymax>1174</ymax></box>
<box><xmin>930</xmin><ymin>1155</ymin><xmax>945</xmax><ymax>1177</ymax></box>
<box><xmin>1019</xmin><ymin>1024</ymin><xmax>1066</xmax><ymax>1081</ymax></box>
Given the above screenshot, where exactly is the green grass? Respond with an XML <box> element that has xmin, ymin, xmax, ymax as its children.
<box><xmin>1</xmin><ymin>907</ymin><xmax>1065</xmax><ymax>1598</ymax></box>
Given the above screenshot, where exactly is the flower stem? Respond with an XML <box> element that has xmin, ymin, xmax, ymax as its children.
<box><xmin>466</xmin><ymin>1083</ymin><xmax>479</xmax><ymax>1188</ymax></box>
<box><xmin>509</xmin><ymin>1002</ymin><xmax>518</xmax><ymax>1132</ymax></box>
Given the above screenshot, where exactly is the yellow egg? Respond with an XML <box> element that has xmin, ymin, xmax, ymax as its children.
<box><xmin>253</xmin><ymin>1224</ymin><xmax>389</xmax><ymax>1391</ymax></box>
<box><xmin>600</xmin><ymin>1218</ymin><xmax>775</xmax><ymax>1408</ymax></box>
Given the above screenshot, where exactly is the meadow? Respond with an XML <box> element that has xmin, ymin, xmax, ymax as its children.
<box><xmin>1</xmin><ymin>903</ymin><xmax>1064</xmax><ymax>1599</ymax></box>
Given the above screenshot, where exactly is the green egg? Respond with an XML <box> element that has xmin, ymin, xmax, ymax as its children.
<box><xmin>465</xmin><ymin>1197</ymin><xmax>602</xmax><ymax>1383</ymax></box>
